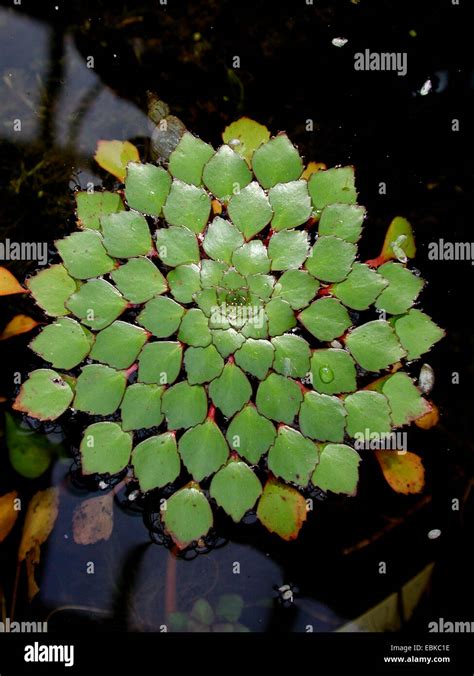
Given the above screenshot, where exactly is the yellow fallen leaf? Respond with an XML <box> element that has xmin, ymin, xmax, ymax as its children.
<box><xmin>211</xmin><ymin>199</ymin><xmax>222</xmax><ymax>215</ymax></box>
<box><xmin>0</xmin><ymin>396</ymin><xmax>6</xmax><ymax>403</ymax></box>
<box><xmin>94</xmin><ymin>140</ymin><xmax>140</xmax><ymax>182</ymax></box>
<box><xmin>72</xmin><ymin>492</ymin><xmax>114</xmax><ymax>545</ymax></box>
<box><xmin>222</xmin><ymin>117</ymin><xmax>270</xmax><ymax>165</ymax></box>
<box><xmin>301</xmin><ymin>161</ymin><xmax>327</xmax><ymax>180</ymax></box>
<box><xmin>0</xmin><ymin>267</ymin><xmax>25</xmax><ymax>296</ymax></box>
<box><xmin>0</xmin><ymin>491</ymin><xmax>19</xmax><ymax>543</ymax></box>
<box><xmin>18</xmin><ymin>488</ymin><xmax>59</xmax><ymax>601</ymax></box>
<box><xmin>0</xmin><ymin>314</ymin><xmax>39</xmax><ymax>340</ymax></box>
<box><xmin>375</xmin><ymin>451</ymin><xmax>425</xmax><ymax>495</ymax></box>
<box><xmin>415</xmin><ymin>403</ymin><xmax>440</xmax><ymax>430</ymax></box>
<box><xmin>25</xmin><ymin>545</ymin><xmax>41</xmax><ymax>601</ymax></box>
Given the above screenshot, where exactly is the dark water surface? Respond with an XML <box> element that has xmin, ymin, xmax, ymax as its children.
<box><xmin>0</xmin><ymin>0</ymin><xmax>472</xmax><ymax>632</ymax></box>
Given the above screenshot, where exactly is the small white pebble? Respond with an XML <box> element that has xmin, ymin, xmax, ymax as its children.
<box><xmin>418</xmin><ymin>363</ymin><xmax>435</xmax><ymax>395</ymax></box>
<box><xmin>428</xmin><ymin>528</ymin><xmax>441</xmax><ymax>540</ymax></box>
<box><xmin>98</xmin><ymin>481</ymin><xmax>108</xmax><ymax>490</ymax></box>
<box><xmin>420</xmin><ymin>79</ymin><xmax>432</xmax><ymax>96</ymax></box>
<box><xmin>332</xmin><ymin>37</ymin><xmax>348</xmax><ymax>48</ymax></box>
<box><xmin>330</xmin><ymin>340</ymin><xmax>343</xmax><ymax>349</ymax></box>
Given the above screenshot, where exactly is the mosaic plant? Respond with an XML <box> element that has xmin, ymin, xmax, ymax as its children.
<box><xmin>13</xmin><ymin>118</ymin><xmax>444</xmax><ymax>548</ymax></box>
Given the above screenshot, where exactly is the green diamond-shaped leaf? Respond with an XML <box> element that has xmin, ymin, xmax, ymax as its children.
<box><xmin>305</xmin><ymin>235</ymin><xmax>356</xmax><ymax>282</ymax></box>
<box><xmin>137</xmin><ymin>296</ymin><xmax>185</xmax><ymax>338</ymax></box>
<box><xmin>265</xmin><ymin>297</ymin><xmax>296</xmax><ymax>336</ymax></box>
<box><xmin>163</xmin><ymin>179</ymin><xmax>211</xmax><ymax>233</ymax></box>
<box><xmin>255</xmin><ymin>373</ymin><xmax>303</xmax><ymax>424</ymax></box>
<box><xmin>227</xmin><ymin>182</ymin><xmax>273</xmax><ymax>239</ymax></box>
<box><xmin>310</xmin><ymin>348</ymin><xmax>357</xmax><ymax>395</ymax></box>
<box><xmin>209</xmin><ymin>362</ymin><xmax>252</xmax><ymax>417</ymax></box>
<box><xmin>231</xmin><ymin>241</ymin><xmax>270</xmax><ymax>276</ymax></box>
<box><xmin>210</xmin><ymin>459</ymin><xmax>262</xmax><ymax>522</ymax></box>
<box><xmin>178</xmin><ymin>418</ymin><xmax>229</xmax><ymax>481</ymax></box>
<box><xmin>132</xmin><ymin>432</ymin><xmax>180</xmax><ymax>490</ymax></box>
<box><xmin>375</xmin><ymin>262</ymin><xmax>424</xmax><ymax>315</ymax></box>
<box><xmin>138</xmin><ymin>341</ymin><xmax>183</xmax><ymax>385</ymax></box>
<box><xmin>110</xmin><ymin>257</ymin><xmax>167</xmax><ymax>303</ymax></box>
<box><xmin>393</xmin><ymin>309</ymin><xmax>444</xmax><ymax>360</ymax></box>
<box><xmin>268</xmin><ymin>426</ymin><xmax>319</xmax><ymax>488</ymax></box>
<box><xmin>74</xmin><ymin>364</ymin><xmax>126</xmax><ymax>415</ymax></box>
<box><xmin>76</xmin><ymin>190</ymin><xmax>124</xmax><ymax>230</ymax></box>
<box><xmin>222</xmin><ymin>117</ymin><xmax>270</xmax><ymax>165</ymax></box>
<box><xmin>211</xmin><ymin>328</ymin><xmax>245</xmax><ymax>358</ymax></box>
<box><xmin>308</xmin><ymin>167</ymin><xmax>357</xmax><ymax>210</ymax></box>
<box><xmin>299</xmin><ymin>391</ymin><xmax>346</xmax><ymax>442</ymax></box>
<box><xmin>273</xmin><ymin>269</ymin><xmax>319</xmax><ymax>310</ymax></box>
<box><xmin>247</xmin><ymin>274</ymin><xmax>274</xmax><ymax>300</ymax></box>
<box><xmin>27</xmin><ymin>264</ymin><xmax>77</xmax><ymax>317</ymax></box>
<box><xmin>311</xmin><ymin>443</ymin><xmax>360</xmax><ymax>496</ymax></box>
<box><xmin>124</xmin><ymin>162</ymin><xmax>171</xmax><ymax>216</ymax></box>
<box><xmin>299</xmin><ymin>298</ymin><xmax>351</xmax><ymax>341</ymax></box>
<box><xmin>268</xmin><ymin>229</ymin><xmax>309</xmax><ymax>270</ymax></box>
<box><xmin>203</xmin><ymin>216</ymin><xmax>244</xmax><ymax>264</ymax></box>
<box><xmin>382</xmin><ymin>372</ymin><xmax>430</xmax><ymax>426</ymax></box>
<box><xmin>257</xmin><ymin>478</ymin><xmax>307</xmax><ymax>541</ymax></box>
<box><xmin>333</xmin><ymin>263</ymin><xmax>387</xmax><ymax>310</ymax></box>
<box><xmin>221</xmin><ymin>268</ymin><xmax>246</xmax><ymax>291</ymax></box>
<box><xmin>167</xmin><ymin>264</ymin><xmax>201</xmax><ymax>303</ymax></box>
<box><xmin>380</xmin><ymin>216</ymin><xmax>416</xmax><ymax>263</ymax></box>
<box><xmin>226</xmin><ymin>404</ymin><xmax>276</xmax><ymax>464</ymax></box>
<box><xmin>168</xmin><ymin>132</ymin><xmax>215</xmax><ymax>185</ymax></box>
<box><xmin>178</xmin><ymin>308</ymin><xmax>212</xmax><ymax>346</ymax></box>
<box><xmin>346</xmin><ymin>320</ymin><xmax>405</xmax><ymax>371</ymax></box>
<box><xmin>56</xmin><ymin>230</ymin><xmax>115</xmax><ymax>280</ymax></box>
<box><xmin>66</xmin><ymin>279</ymin><xmax>127</xmax><ymax>329</ymax></box>
<box><xmin>201</xmin><ymin>259</ymin><xmax>227</xmax><ymax>288</ymax></box>
<box><xmin>90</xmin><ymin>321</ymin><xmax>148</xmax><ymax>369</ymax></box>
<box><xmin>203</xmin><ymin>145</ymin><xmax>252</xmax><ymax>200</ymax></box>
<box><xmin>156</xmin><ymin>225</ymin><xmax>200</xmax><ymax>266</ymax></box>
<box><xmin>268</xmin><ymin>181</ymin><xmax>312</xmax><ymax>230</ymax></box>
<box><xmin>252</xmin><ymin>134</ymin><xmax>303</xmax><ymax>188</ymax></box>
<box><xmin>100</xmin><ymin>210</ymin><xmax>152</xmax><ymax>258</ymax></box>
<box><xmin>194</xmin><ymin>288</ymin><xmax>218</xmax><ymax>316</ymax></box>
<box><xmin>161</xmin><ymin>382</ymin><xmax>208</xmax><ymax>430</ymax></box>
<box><xmin>318</xmin><ymin>203</ymin><xmax>365</xmax><ymax>243</ymax></box>
<box><xmin>121</xmin><ymin>383</ymin><xmax>164</xmax><ymax>431</ymax></box>
<box><xmin>80</xmin><ymin>422</ymin><xmax>132</xmax><ymax>475</ymax></box>
<box><xmin>344</xmin><ymin>390</ymin><xmax>392</xmax><ymax>438</ymax></box>
<box><xmin>234</xmin><ymin>338</ymin><xmax>274</xmax><ymax>379</ymax></box>
<box><xmin>240</xmin><ymin>312</ymin><xmax>269</xmax><ymax>339</ymax></box>
<box><xmin>184</xmin><ymin>345</ymin><xmax>224</xmax><ymax>384</ymax></box>
<box><xmin>30</xmin><ymin>318</ymin><xmax>93</xmax><ymax>369</ymax></box>
<box><xmin>271</xmin><ymin>334</ymin><xmax>310</xmax><ymax>378</ymax></box>
<box><xmin>162</xmin><ymin>486</ymin><xmax>213</xmax><ymax>549</ymax></box>
<box><xmin>13</xmin><ymin>369</ymin><xmax>73</xmax><ymax>421</ymax></box>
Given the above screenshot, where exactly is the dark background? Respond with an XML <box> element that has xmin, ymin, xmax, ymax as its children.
<box><xmin>0</xmin><ymin>0</ymin><xmax>473</xmax><ymax>633</ymax></box>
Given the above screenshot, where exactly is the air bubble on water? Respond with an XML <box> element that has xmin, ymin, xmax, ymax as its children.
<box><xmin>319</xmin><ymin>366</ymin><xmax>334</xmax><ymax>383</ymax></box>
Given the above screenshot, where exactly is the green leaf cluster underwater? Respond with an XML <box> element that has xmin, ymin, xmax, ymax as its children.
<box><xmin>14</xmin><ymin>120</ymin><xmax>444</xmax><ymax>549</ymax></box>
